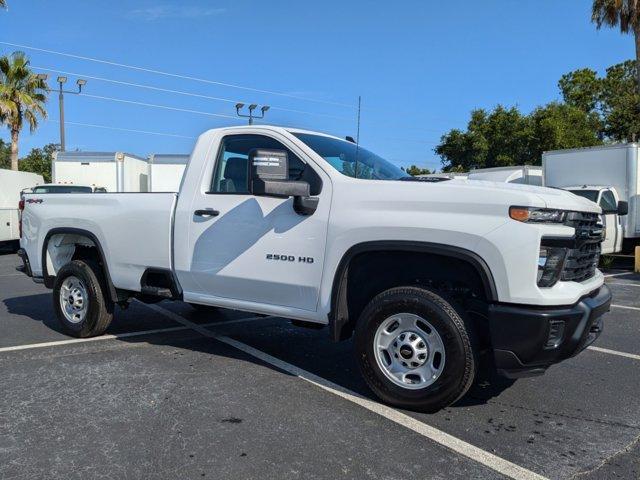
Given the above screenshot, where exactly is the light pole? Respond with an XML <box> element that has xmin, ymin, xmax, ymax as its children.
<box><xmin>36</xmin><ymin>73</ymin><xmax>87</xmax><ymax>152</ymax></box>
<box><xmin>235</xmin><ymin>103</ymin><xmax>269</xmax><ymax>125</ymax></box>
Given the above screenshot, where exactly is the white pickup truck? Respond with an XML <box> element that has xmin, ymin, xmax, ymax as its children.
<box><xmin>18</xmin><ymin>125</ymin><xmax>611</xmax><ymax>412</ymax></box>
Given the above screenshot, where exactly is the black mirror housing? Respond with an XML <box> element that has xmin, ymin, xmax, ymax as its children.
<box><xmin>248</xmin><ymin>147</ymin><xmax>319</xmax><ymax>215</ymax></box>
<box><xmin>617</xmin><ymin>200</ymin><xmax>629</xmax><ymax>216</ymax></box>
<box><xmin>249</xmin><ymin>149</ymin><xmax>289</xmax><ymax>181</ymax></box>
<box><xmin>294</xmin><ymin>195</ymin><xmax>319</xmax><ymax>215</ymax></box>
<box><xmin>252</xmin><ymin>179</ymin><xmax>310</xmax><ymax>198</ymax></box>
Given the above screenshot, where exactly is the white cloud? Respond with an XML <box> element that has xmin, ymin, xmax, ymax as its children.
<box><xmin>127</xmin><ymin>5</ymin><xmax>226</xmax><ymax>21</ymax></box>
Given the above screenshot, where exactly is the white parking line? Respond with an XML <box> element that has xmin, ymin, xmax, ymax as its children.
<box><xmin>604</xmin><ymin>272</ymin><xmax>637</xmax><ymax>278</ymax></box>
<box><xmin>607</xmin><ymin>281</ymin><xmax>640</xmax><ymax>287</ymax></box>
<box><xmin>0</xmin><ymin>273</ymin><xmax>25</xmax><ymax>278</ymax></box>
<box><xmin>611</xmin><ymin>304</ymin><xmax>640</xmax><ymax>312</ymax></box>
<box><xmin>588</xmin><ymin>346</ymin><xmax>640</xmax><ymax>361</ymax></box>
<box><xmin>144</xmin><ymin>303</ymin><xmax>548</xmax><ymax>480</ymax></box>
<box><xmin>0</xmin><ymin>315</ymin><xmax>270</xmax><ymax>353</ymax></box>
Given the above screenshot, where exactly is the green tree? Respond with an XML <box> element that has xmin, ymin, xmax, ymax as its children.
<box><xmin>0</xmin><ymin>52</ymin><xmax>48</xmax><ymax>170</ymax></box>
<box><xmin>560</xmin><ymin>60</ymin><xmax>640</xmax><ymax>141</ymax></box>
<box><xmin>405</xmin><ymin>165</ymin><xmax>431</xmax><ymax>176</ymax></box>
<box><xmin>558</xmin><ymin>68</ymin><xmax>602</xmax><ymax>114</ymax></box>
<box><xmin>436</xmin><ymin>105</ymin><xmax>532</xmax><ymax>171</ymax></box>
<box><xmin>600</xmin><ymin>60</ymin><xmax>640</xmax><ymax>140</ymax></box>
<box><xmin>435</xmin><ymin>104</ymin><xmax>601</xmax><ymax>171</ymax></box>
<box><xmin>0</xmin><ymin>138</ymin><xmax>10</xmax><ymax>169</ymax></box>
<box><xmin>19</xmin><ymin>143</ymin><xmax>59</xmax><ymax>182</ymax></box>
<box><xmin>528</xmin><ymin>102</ymin><xmax>602</xmax><ymax>160</ymax></box>
<box><xmin>592</xmin><ymin>0</ymin><xmax>640</xmax><ymax>93</ymax></box>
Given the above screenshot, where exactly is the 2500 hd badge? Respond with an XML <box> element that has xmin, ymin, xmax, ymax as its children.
<box><xmin>266</xmin><ymin>254</ymin><xmax>314</xmax><ymax>264</ymax></box>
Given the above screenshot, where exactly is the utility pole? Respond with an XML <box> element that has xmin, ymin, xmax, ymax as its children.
<box><xmin>58</xmin><ymin>79</ymin><xmax>65</xmax><ymax>151</ymax></box>
<box><xmin>354</xmin><ymin>96</ymin><xmax>361</xmax><ymax>178</ymax></box>
<box><xmin>235</xmin><ymin>103</ymin><xmax>270</xmax><ymax>125</ymax></box>
<box><xmin>36</xmin><ymin>74</ymin><xmax>87</xmax><ymax>152</ymax></box>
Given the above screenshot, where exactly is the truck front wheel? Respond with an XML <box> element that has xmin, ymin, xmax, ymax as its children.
<box><xmin>53</xmin><ymin>260</ymin><xmax>114</xmax><ymax>338</ymax></box>
<box><xmin>354</xmin><ymin>286</ymin><xmax>477</xmax><ymax>412</ymax></box>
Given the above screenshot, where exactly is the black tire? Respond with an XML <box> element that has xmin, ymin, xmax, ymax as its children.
<box><xmin>53</xmin><ymin>259</ymin><xmax>114</xmax><ymax>338</ymax></box>
<box><xmin>354</xmin><ymin>286</ymin><xmax>477</xmax><ymax>412</ymax></box>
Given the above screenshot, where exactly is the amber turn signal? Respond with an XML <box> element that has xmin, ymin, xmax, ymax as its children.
<box><xmin>509</xmin><ymin>207</ymin><xmax>530</xmax><ymax>222</ymax></box>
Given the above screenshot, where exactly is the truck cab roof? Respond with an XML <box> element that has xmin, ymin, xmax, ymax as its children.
<box><xmin>206</xmin><ymin>125</ymin><xmax>349</xmax><ymax>143</ymax></box>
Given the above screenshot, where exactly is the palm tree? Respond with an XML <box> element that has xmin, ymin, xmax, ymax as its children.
<box><xmin>592</xmin><ymin>0</ymin><xmax>640</xmax><ymax>92</ymax></box>
<box><xmin>0</xmin><ymin>1</ymin><xmax>6</xmax><ymax>9</ymax></box>
<box><xmin>0</xmin><ymin>52</ymin><xmax>47</xmax><ymax>170</ymax></box>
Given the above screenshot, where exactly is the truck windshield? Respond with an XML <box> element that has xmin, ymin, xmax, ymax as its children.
<box><xmin>292</xmin><ymin>133</ymin><xmax>409</xmax><ymax>180</ymax></box>
<box><xmin>568</xmin><ymin>189</ymin><xmax>598</xmax><ymax>202</ymax></box>
<box><xmin>32</xmin><ymin>185</ymin><xmax>94</xmax><ymax>194</ymax></box>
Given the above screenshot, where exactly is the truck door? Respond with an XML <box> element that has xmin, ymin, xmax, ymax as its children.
<box><xmin>174</xmin><ymin>132</ymin><xmax>331</xmax><ymax>314</ymax></box>
<box><xmin>599</xmin><ymin>188</ymin><xmax>622</xmax><ymax>254</ymax></box>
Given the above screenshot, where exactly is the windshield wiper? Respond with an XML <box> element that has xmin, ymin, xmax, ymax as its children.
<box><xmin>398</xmin><ymin>176</ymin><xmax>451</xmax><ymax>182</ymax></box>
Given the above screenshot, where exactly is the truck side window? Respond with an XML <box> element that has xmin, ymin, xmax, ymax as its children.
<box><xmin>209</xmin><ymin>134</ymin><xmax>321</xmax><ymax>195</ymax></box>
<box><xmin>599</xmin><ymin>190</ymin><xmax>617</xmax><ymax>212</ymax></box>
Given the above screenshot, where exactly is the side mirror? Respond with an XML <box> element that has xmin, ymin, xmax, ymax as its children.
<box><xmin>249</xmin><ymin>148</ymin><xmax>289</xmax><ymax>183</ymax></box>
<box><xmin>249</xmin><ymin>148</ymin><xmax>319</xmax><ymax>215</ymax></box>
<box><xmin>253</xmin><ymin>179</ymin><xmax>310</xmax><ymax>198</ymax></box>
<box><xmin>617</xmin><ymin>200</ymin><xmax>629</xmax><ymax>216</ymax></box>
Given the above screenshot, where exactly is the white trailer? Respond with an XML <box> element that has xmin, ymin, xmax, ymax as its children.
<box><xmin>0</xmin><ymin>169</ymin><xmax>44</xmax><ymax>244</ymax></box>
<box><xmin>147</xmin><ymin>154</ymin><xmax>189</xmax><ymax>192</ymax></box>
<box><xmin>543</xmin><ymin>144</ymin><xmax>638</xmax><ymax>253</ymax></box>
<box><xmin>468</xmin><ymin>165</ymin><xmax>543</xmax><ymax>186</ymax></box>
<box><xmin>53</xmin><ymin>151</ymin><xmax>149</xmax><ymax>192</ymax></box>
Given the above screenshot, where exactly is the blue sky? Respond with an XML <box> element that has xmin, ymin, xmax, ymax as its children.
<box><xmin>0</xmin><ymin>0</ymin><xmax>634</xmax><ymax>172</ymax></box>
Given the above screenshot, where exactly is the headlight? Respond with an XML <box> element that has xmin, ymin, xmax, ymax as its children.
<box><xmin>510</xmin><ymin>206</ymin><xmax>567</xmax><ymax>223</ymax></box>
<box><xmin>537</xmin><ymin>246</ymin><xmax>567</xmax><ymax>287</ymax></box>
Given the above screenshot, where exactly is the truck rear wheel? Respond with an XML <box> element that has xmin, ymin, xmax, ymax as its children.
<box><xmin>354</xmin><ymin>286</ymin><xmax>477</xmax><ymax>412</ymax></box>
<box><xmin>53</xmin><ymin>260</ymin><xmax>114</xmax><ymax>338</ymax></box>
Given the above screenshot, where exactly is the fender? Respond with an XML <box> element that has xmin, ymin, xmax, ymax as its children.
<box><xmin>328</xmin><ymin>240</ymin><xmax>498</xmax><ymax>341</ymax></box>
<box><xmin>41</xmin><ymin>227</ymin><xmax>118</xmax><ymax>303</ymax></box>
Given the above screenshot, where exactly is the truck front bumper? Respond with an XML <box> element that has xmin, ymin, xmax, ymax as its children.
<box><xmin>488</xmin><ymin>284</ymin><xmax>611</xmax><ymax>378</ymax></box>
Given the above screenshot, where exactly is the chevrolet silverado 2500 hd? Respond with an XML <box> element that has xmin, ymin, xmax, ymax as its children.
<box><xmin>17</xmin><ymin>125</ymin><xmax>611</xmax><ymax>412</ymax></box>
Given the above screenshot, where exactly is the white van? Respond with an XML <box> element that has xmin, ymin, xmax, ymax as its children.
<box><xmin>0</xmin><ymin>169</ymin><xmax>44</xmax><ymax>245</ymax></box>
<box><xmin>543</xmin><ymin>144</ymin><xmax>634</xmax><ymax>254</ymax></box>
<box><xmin>53</xmin><ymin>151</ymin><xmax>149</xmax><ymax>192</ymax></box>
<box><xmin>468</xmin><ymin>165</ymin><xmax>543</xmax><ymax>186</ymax></box>
<box><xmin>147</xmin><ymin>154</ymin><xmax>189</xmax><ymax>192</ymax></box>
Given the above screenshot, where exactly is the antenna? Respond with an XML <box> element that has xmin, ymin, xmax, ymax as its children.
<box><xmin>354</xmin><ymin>96</ymin><xmax>361</xmax><ymax>178</ymax></box>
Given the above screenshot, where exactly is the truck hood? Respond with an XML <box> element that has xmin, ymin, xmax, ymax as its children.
<box><xmin>445</xmin><ymin>179</ymin><xmax>601</xmax><ymax>213</ymax></box>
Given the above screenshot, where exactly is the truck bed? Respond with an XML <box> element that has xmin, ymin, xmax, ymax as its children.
<box><xmin>21</xmin><ymin>193</ymin><xmax>177</xmax><ymax>291</ymax></box>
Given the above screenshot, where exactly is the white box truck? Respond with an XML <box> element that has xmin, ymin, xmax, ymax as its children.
<box><xmin>53</xmin><ymin>151</ymin><xmax>149</xmax><ymax>192</ymax></box>
<box><xmin>468</xmin><ymin>165</ymin><xmax>543</xmax><ymax>186</ymax></box>
<box><xmin>0</xmin><ymin>169</ymin><xmax>43</xmax><ymax>246</ymax></box>
<box><xmin>543</xmin><ymin>144</ymin><xmax>635</xmax><ymax>253</ymax></box>
<box><xmin>147</xmin><ymin>154</ymin><xmax>189</xmax><ymax>192</ymax></box>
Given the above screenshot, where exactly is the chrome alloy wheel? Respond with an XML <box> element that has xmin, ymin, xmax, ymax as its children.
<box><xmin>373</xmin><ymin>313</ymin><xmax>446</xmax><ymax>390</ymax></box>
<box><xmin>59</xmin><ymin>276</ymin><xmax>89</xmax><ymax>324</ymax></box>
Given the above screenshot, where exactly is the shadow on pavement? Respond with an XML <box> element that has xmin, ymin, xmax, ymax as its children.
<box><xmin>3</xmin><ymin>293</ymin><xmax>68</xmax><ymax>334</ymax></box>
<box><xmin>0</xmin><ymin>241</ymin><xmax>20</xmax><ymax>256</ymax></box>
<box><xmin>3</xmin><ymin>293</ymin><xmax>514</xmax><ymax>414</ymax></box>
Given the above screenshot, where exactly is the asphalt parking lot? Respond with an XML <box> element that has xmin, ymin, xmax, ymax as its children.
<box><xmin>1</xmin><ymin>247</ymin><xmax>639</xmax><ymax>480</ymax></box>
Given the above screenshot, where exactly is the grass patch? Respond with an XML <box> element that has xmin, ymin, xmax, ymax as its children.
<box><xmin>599</xmin><ymin>255</ymin><xmax>615</xmax><ymax>269</ymax></box>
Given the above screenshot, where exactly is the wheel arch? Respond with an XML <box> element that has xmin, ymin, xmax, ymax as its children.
<box><xmin>328</xmin><ymin>241</ymin><xmax>498</xmax><ymax>342</ymax></box>
<box><xmin>41</xmin><ymin>227</ymin><xmax>118</xmax><ymax>303</ymax></box>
